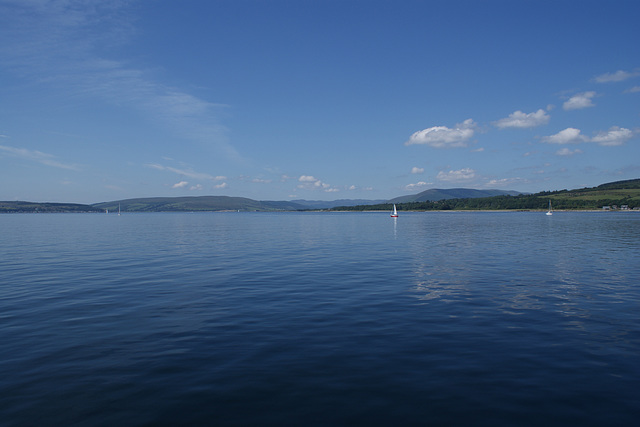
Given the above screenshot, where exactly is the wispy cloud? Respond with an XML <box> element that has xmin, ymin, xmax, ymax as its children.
<box><xmin>436</xmin><ymin>168</ymin><xmax>475</xmax><ymax>182</ymax></box>
<box><xmin>556</xmin><ymin>148</ymin><xmax>583</xmax><ymax>156</ymax></box>
<box><xmin>0</xmin><ymin>144</ymin><xmax>80</xmax><ymax>170</ymax></box>
<box><xmin>404</xmin><ymin>181</ymin><xmax>430</xmax><ymax>191</ymax></box>
<box><xmin>146</xmin><ymin>163</ymin><xmax>226</xmax><ymax>181</ymax></box>
<box><xmin>563</xmin><ymin>92</ymin><xmax>596</xmax><ymax>110</ymax></box>
<box><xmin>299</xmin><ymin>175</ymin><xmax>319</xmax><ymax>183</ymax></box>
<box><xmin>484</xmin><ymin>177</ymin><xmax>526</xmax><ymax>188</ymax></box>
<box><xmin>0</xmin><ymin>1</ymin><xmax>239</xmax><ymax>159</ymax></box>
<box><xmin>172</xmin><ymin>181</ymin><xmax>189</xmax><ymax>189</ymax></box>
<box><xmin>624</xmin><ymin>86</ymin><xmax>640</xmax><ymax>94</ymax></box>
<box><xmin>593</xmin><ymin>69</ymin><xmax>640</xmax><ymax>83</ymax></box>
<box><xmin>411</xmin><ymin>167</ymin><xmax>424</xmax><ymax>174</ymax></box>
<box><xmin>493</xmin><ymin>109</ymin><xmax>550</xmax><ymax>129</ymax></box>
<box><xmin>405</xmin><ymin>119</ymin><xmax>476</xmax><ymax>148</ymax></box>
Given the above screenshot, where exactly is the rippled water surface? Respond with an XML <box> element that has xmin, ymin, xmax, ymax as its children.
<box><xmin>1</xmin><ymin>212</ymin><xmax>639</xmax><ymax>425</ymax></box>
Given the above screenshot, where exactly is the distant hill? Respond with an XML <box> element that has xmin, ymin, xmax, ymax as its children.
<box><xmin>3</xmin><ymin>178</ymin><xmax>638</xmax><ymax>213</ymax></box>
<box><xmin>0</xmin><ymin>201</ymin><xmax>99</xmax><ymax>213</ymax></box>
<box><xmin>595</xmin><ymin>178</ymin><xmax>640</xmax><ymax>190</ymax></box>
<box><xmin>389</xmin><ymin>188</ymin><xmax>522</xmax><ymax>203</ymax></box>
<box><xmin>91</xmin><ymin>196</ymin><xmax>308</xmax><ymax>212</ymax></box>
<box><xmin>544</xmin><ymin>178</ymin><xmax>640</xmax><ymax>208</ymax></box>
<box><xmin>334</xmin><ymin>178</ymin><xmax>640</xmax><ymax>211</ymax></box>
<box><xmin>291</xmin><ymin>199</ymin><xmax>386</xmax><ymax>209</ymax></box>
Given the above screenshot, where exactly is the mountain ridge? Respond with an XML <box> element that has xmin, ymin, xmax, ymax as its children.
<box><xmin>389</xmin><ymin>188</ymin><xmax>522</xmax><ymax>203</ymax></box>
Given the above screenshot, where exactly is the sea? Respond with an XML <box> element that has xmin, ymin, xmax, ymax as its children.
<box><xmin>1</xmin><ymin>211</ymin><xmax>639</xmax><ymax>426</ymax></box>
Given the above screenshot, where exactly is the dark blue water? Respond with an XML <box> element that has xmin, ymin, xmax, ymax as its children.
<box><xmin>1</xmin><ymin>212</ymin><xmax>639</xmax><ymax>426</ymax></box>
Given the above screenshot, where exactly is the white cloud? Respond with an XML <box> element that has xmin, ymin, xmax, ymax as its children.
<box><xmin>542</xmin><ymin>128</ymin><xmax>588</xmax><ymax>144</ymax></box>
<box><xmin>411</xmin><ymin>167</ymin><xmax>424</xmax><ymax>174</ymax></box>
<box><xmin>214</xmin><ymin>182</ymin><xmax>227</xmax><ymax>189</ymax></box>
<box><xmin>542</xmin><ymin>126</ymin><xmax>634</xmax><ymax>147</ymax></box>
<box><xmin>624</xmin><ymin>86</ymin><xmax>640</xmax><ymax>93</ymax></box>
<box><xmin>404</xmin><ymin>181</ymin><xmax>430</xmax><ymax>190</ymax></box>
<box><xmin>471</xmin><ymin>147</ymin><xmax>485</xmax><ymax>152</ymax></box>
<box><xmin>0</xmin><ymin>144</ymin><xmax>80</xmax><ymax>170</ymax></box>
<box><xmin>297</xmin><ymin>175</ymin><xmax>337</xmax><ymax>192</ymax></box>
<box><xmin>563</xmin><ymin>92</ymin><xmax>596</xmax><ymax>110</ymax></box>
<box><xmin>190</xmin><ymin>184</ymin><xmax>203</xmax><ymax>191</ymax></box>
<box><xmin>405</xmin><ymin>119</ymin><xmax>476</xmax><ymax>148</ymax></box>
<box><xmin>436</xmin><ymin>168</ymin><xmax>475</xmax><ymax>182</ymax></box>
<box><xmin>172</xmin><ymin>181</ymin><xmax>189</xmax><ymax>189</ymax></box>
<box><xmin>590</xmin><ymin>126</ymin><xmax>634</xmax><ymax>146</ymax></box>
<box><xmin>493</xmin><ymin>109</ymin><xmax>550</xmax><ymax>129</ymax></box>
<box><xmin>556</xmin><ymin>148</ymin><xmax>583</xmax><ymax>156</ymax></box>
<box><xmin>594</xmin><ymin>70</ymin><xmax>640</xmax><ymax>83</ymax></box>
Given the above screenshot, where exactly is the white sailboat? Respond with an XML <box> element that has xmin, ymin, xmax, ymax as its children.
<box><xmin>391</xmin><ymin>204</ymin><xmax>398</xmax><ymax>218</ymax></box>
<box><xmin>118</xmin><ymin>203</ymin><xmax>121</xmax><ymax>216</ymax></box>
<box><xmin>546</xmin><ymin>199</ymin><xmax>553</xmax><ymax>216</ymax></box>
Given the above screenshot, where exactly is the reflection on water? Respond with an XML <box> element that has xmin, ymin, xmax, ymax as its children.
<box><xmin>1</xmin><ymin>211</ymin><xmax>638</xmax><ymax>425</ymax></box>
<box><xmin>406</xmin><ymin>212</ymin><xmax>640</xmax><ymax>333</ymax></box>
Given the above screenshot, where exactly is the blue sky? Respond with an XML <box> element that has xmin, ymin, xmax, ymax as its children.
<box><xmin>1</xmin><ymin>0</ymin><xmax>639</xmax><ymax>204</ymax></box>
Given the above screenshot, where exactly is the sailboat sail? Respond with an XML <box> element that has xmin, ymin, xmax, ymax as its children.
<box><xmin>391</xmin><ymin>204</ymin><xmax>398</xmax><ymax>217</ymax></box>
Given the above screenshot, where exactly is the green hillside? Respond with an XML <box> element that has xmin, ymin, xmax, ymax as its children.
<box><xmin>92</xmin><ymin>196</ymin><xmax>307</xmax><ymax>212</ymax></box>
<box><xmin>0</xmin><ymin>201</ymin><xmax>100</xmax><ymax>213</ymax></box>
<box><xmin>334</xmin><ymin>178</ymin><xmax>640</xmax><ymax>211</ymax></box>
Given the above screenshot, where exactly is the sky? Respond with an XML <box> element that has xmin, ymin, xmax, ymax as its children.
<box><xmin>1</xmin><ymin>0</ymin><xmax>639</xmax><ymax>204</ymax></box>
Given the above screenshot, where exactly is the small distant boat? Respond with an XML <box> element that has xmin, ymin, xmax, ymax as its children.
<box><xmin>118</xmin><ymin>203</ymin><xmax>121</xmax><ymax>216</ymax></box>
<box><xmin>546</xmin><ymin>200</ymin><xmax>553</xmax><ymax>216</ymax></box>
<box><xmin>391</xmin><ymin>204</ymin><xmax>398</xmax><ymax>218</ymax></box>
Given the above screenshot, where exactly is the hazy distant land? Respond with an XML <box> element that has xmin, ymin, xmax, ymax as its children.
<box><xmin>1</xmin><ymin>179</ymin><xmax>639</xmax><ymax>213</ymax></box>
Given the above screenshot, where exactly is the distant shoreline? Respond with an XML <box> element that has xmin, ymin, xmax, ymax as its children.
<box><xmin>2</xmin><ymin>177</ymin><xmax>639</xmax><ymax>213</ymax></box>
<box><xmin>3</xmin><ymin>208</ymin><xmax>639</xmax><ymax>214</ymax></box>
<box><xmin>327</xmin><ymin>209</ymin><xmax>636</xmax><ymax>213</ymax></box>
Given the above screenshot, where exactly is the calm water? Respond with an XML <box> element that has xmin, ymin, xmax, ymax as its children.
<box><xmin>1</xmin><ymin>212</ymin><xmax>639</xmax><ymax>426</ymax></box>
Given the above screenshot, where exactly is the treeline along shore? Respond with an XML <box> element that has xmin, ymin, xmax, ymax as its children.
<box><xmin>332</xmin><ymin>178</ymin><xmax>640</xmax><ymax>212</ymax></box>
